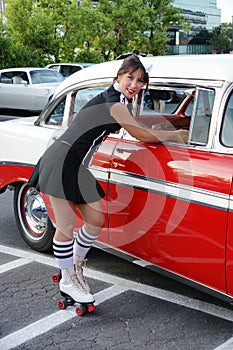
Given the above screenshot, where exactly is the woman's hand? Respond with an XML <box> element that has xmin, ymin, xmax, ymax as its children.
<box><xmin>152</xmin><ymin>122</ymin><xmax>170</xmax><ymax>130</ymax></box>
<box><xmin>174</xmin><ymin>129</ymin><xmax>189</xmax><ymax>144</ymax></box>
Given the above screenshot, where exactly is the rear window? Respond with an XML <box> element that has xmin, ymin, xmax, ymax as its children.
<box><xmin>30</xmin><ymin>70</ymin><xmax>64</xmax><ymax>84</ymax></box>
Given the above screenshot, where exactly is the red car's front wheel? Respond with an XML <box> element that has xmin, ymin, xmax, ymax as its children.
<box><xmin>13</xmin><ymin>182</ymin><xmax>54</xmax><ymax>252</ymax></box>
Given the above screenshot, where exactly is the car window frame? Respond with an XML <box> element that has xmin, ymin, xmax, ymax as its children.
<box><xmin>188</xmin><ymin>87</ymin><xmax>215</xmax><ymax>146</ymax></box>
<box><xmin>39</xmin><ymin>83</ymin><xmax>111</xmax><ymax>129</ymax></box>
<box><xmin>220</xmin><ymin>90</ymin><xmax>233</xmax><ymax>148</ymax></box>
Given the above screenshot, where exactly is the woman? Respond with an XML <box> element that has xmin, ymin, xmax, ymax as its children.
<box><xmin>29</xmin><ymin>55</ymin><xmax>188</xmax><ymax>305</ymax></box>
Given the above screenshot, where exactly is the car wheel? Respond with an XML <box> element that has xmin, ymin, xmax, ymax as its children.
<box><xmin>13</xmin><ymin>183</ymin><xmax>54</xmax><ymax>252</ymax></box>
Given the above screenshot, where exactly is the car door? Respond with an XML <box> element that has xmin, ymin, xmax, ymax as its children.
<box><xmin>106</xmin><ymin>87</ymin><xmax>230</xmax><ymax>294</ymax></box>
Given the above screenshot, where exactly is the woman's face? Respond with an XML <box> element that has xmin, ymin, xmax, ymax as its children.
<box><xmin>117</xmin><ymin>68</ymin><xmax>144</xmax><ymax>100</ymax></box>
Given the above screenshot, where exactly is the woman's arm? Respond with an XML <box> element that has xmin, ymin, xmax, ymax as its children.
<box><xmin>152</xmin><ymin>116</ymin><xmax>190</xmax><ymax>130</ymax></box>
<box><xmin>110</xmin><ymin>103</ymin><xmax>188</xmax><ymax>144</ymax></box>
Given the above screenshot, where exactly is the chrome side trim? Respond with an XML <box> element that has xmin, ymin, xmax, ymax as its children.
<box><xmin>94</xmin><ymin>241</ymin><xmax>233</xmax><ymax>304</ymax></box>
<box><xmin>91</xmin><ymin>166</ymin><xmax>230</xmax><ymax>212</ymax></box>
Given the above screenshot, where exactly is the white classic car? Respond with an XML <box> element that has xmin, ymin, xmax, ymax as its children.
<box><xmin>1</xmin><ymin>54</ymin><xmax>233</xmax><ymax>304</ymax></box>
<box><xmin>0</xmin><ymin>67</ymin><xmax>64</xmax><ymax>114</ymax></box>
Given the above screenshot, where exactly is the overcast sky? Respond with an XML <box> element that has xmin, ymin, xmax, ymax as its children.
<box><xmin>217</xmin><ymin>0</ymin><xmax>233</xmax><ymax>23</ymax></box>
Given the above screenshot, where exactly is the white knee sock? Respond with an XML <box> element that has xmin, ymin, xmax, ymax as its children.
<box><xmin>73</xmin><ymin>226</ymin><xmax>99</xmax><ymax>258</ymax></box>
<box><xmin>53</xmin><ymin>238</ymin><xmax>74</xmax><ymax>270</ymax></box>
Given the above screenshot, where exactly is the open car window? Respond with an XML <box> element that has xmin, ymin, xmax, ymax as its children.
<box><xmin>141</xmin><ymin>88</ymin><xmax>186</xmax><ymax>115</ymax></box>
<box><xmin>138</xmin><ymin>87</ymin><xmax>190</xmax><ymax>129</ymax></box>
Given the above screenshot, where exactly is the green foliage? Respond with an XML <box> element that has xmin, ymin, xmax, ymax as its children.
<box><xmin>2</xmin><ymin>0</ymin><xmax>185</xmax><ymax>67</ymax></box>
<box><xmin>210</xmin><ymin>23</ymin><xmax>232</xmax><ymax>53</ymax></box>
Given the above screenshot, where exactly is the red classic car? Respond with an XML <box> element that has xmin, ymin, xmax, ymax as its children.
<box><xmin>1</xmin><ymin>54</ymin><xmax>233</xmax><ymax>304</ymax></box>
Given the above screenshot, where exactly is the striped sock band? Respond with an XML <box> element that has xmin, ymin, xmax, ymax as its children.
<box><xmin>74</xmin><ymin>226</ymin><xmax>99</xmax><ymax>258</ymax></box>
<box><xmin>53</xmin><ymin>238</ymin><xmax>74</xmax><ymax>270</ymax></box>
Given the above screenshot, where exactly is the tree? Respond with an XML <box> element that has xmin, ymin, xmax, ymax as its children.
<box><xmin>210</xmin><ymin>23</ymin><xmax>232</xmax><ymax>53</ymax></box>
<box><xmin>5</xmin><ymin>0</ymin><xmax>58</xmax><ymax>63</ymax></box>
<box><xmin>98</xmin><ymin>0</ymin><xmax>186</xmax><ymax>58</ymax></box>
<box><xmin>5</xmin><ymin>0</ymin><xmax>107</xmax><ymax>63</ymax></box>
<box><xmin>144</xmin><ymin>0</ymin><xmax>186</xmax><ymax>56</ymax></box>
<box><xmin>3</xmin><ymin>0</ymin><xmax>185</xmax><ymax>66</ymax></box>
<box><xmin>188</xmin><ymin>29</ymin><xmax>211</xmax><ymax>49</ymax></box>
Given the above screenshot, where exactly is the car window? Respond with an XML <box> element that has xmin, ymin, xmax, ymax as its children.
<box><xmin>220</xmin><ymin>92</ymin><xmax>233</xmax><ymax>147</ymax></box>
<box><xmin>30</xmin><ymin>70</ymin><xmax>64</xmax><ymax>84</ymax></box>
<box><xmin>60</xmin><ymin>65</ymin><xmax>82</xmax><ymax>78</ymax></box>
<box><xmin>138</xmin><ymin>87</ymin><xmax>187</xmax><ymax>128</ymax></box>
<box><xmin>45</xmin><ymin>97</ymin><xmax>66</xmax><ymax>126</ymax></box>
<box><xmin>189</xmin><ymin>88</ymin><xmax>214</xmax><ymax>145</ymax></box>
<box><xmin>141</xmin><ymin>88</ymin><xmax>185</xmax><ymax>116</ymax></box>
<box><xmin>45</xmin><ymin>86</ymin><xmax>107</xmax><ymax>127</ymax></box>
<box><xmin>183</xmin><ymin>98</ymin><xmax>194</xmax><ymax>116</ymax></box>
<box><xmin>0</xmin><ymin>73</ymin><xmax>12</xmax><ymax>84</ymax></box>
<box><xmin>0</xmin><ymin>71</ymin><xmax>29</xmax><ymax>84</ymax></box>
<box><xmin>68</xmin><ymin>87</ymin><xmax>107</xmax><ymax>124</ymax></box>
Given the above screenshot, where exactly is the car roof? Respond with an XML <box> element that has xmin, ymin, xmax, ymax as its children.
<box><xmin>53</xmin><ymin>54</ymin><xmax>233</xmax><ymax>98</ymax></box>
<box><xmin>115</xmin><ymin>52</ymin><xmax>147</xmax><ymax>60</ymax></box>
<box><xmin>46</xmin><ymin>63</ymin><xmax>94</xmax><ymax>67</ymax></box>
<box><xmin>0</xmin><ymin>67</ymin><xmax>53</xmax><ymax>72</ymax></box>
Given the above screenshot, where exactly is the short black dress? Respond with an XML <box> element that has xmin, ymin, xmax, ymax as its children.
<box><xmin>28</xmin><ymin>85</ymin><xmax>122</xmax><ymax>204</ymax></box>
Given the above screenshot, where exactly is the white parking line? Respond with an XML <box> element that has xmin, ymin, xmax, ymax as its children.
<box><xmin>0</xmin><ymin>258</ymin><xmax>31</xmax><ymax>274</ymax></box>
<box><xmin>0</xmin><ymin>244</ymin><xmax>233</xmax><ymax>350</ymax></box>
<box><xmin>214</xmin><ymin>338</ymin><xmax>233</xmax><ymax>350</ymax></box>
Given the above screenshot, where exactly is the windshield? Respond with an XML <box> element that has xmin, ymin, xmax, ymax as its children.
<box><xmin>30</xmin><ymin>70</ymin><xmax>64</xmax><ymax>84</ymax></box>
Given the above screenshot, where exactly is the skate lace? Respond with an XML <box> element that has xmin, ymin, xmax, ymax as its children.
<box><xmin>76</xmin><ymin>266</ymin><xmax>88</xmax><ymax>287</ymax></box>
<box><xmin>75</xmin><ymin>258</ymin><xmax>88</xmax><ymax>286</ymax></box>
<box><xmin>70</xmin><ymin>272</ymin><xmax>87</xmax><ymax>295</ymax></box>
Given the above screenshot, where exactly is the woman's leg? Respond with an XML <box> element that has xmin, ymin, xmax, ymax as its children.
<box><xmin>49</xmin><ymin>195</ymin><xmax>94</xmax><ymax>303</ymax></box>
<box><xmin>73</xmin><ymin>200</ymin><xmax>105</xmax><ymax>292</ymax></box>
<box><xmin>74</xmin><ymin>200</ymin><xmax>105</xmax><ymax>256</ymax></box>
<box><xmin>50</xmin><ymin>195</ymin><xmax>76</xmax><ymax>268</ymax></box>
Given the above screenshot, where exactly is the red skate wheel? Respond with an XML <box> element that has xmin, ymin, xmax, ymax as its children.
<box><xmin>52</xmin><ymin>273</ymin><xmax>61</xmax><ymax>283</ymax></box>
<box><xmin>75</xmin><ymin>305</ymin><xmax>86</xmax><ymax>316</ymax></box>
<box><xmin>87</xmin><ymin>304</ymin><xmax>96</xmax><ymax>313</ymax></box>
<box><xmin>58</xmin><ymin>299</ymin><xmax>67</xmax><ymax>310</ymax></box>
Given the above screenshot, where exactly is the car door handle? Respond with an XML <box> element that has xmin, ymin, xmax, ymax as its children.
<box><xmin>113</xmin><ymin>162</ymin><xmax>119</xmax><ymax>168</ymax></box>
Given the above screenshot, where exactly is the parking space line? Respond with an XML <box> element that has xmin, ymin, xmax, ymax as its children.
<box><xmin>0</xmin><ymin>285</ymin><xmax>128</xmax><ymax>350</ymax></box>
<box><xmin>1</xmin><ymin>244</ymin><xmax>233</xmax><ymax>350</ymax></box>
<box><xmin>0</xmin><ymin>258</ymin><xmax>31</xmax><ymax>274</ymax></box>
<box><xmin>0</xmin><ymin>245</ymin><xmax>56</xmax><ymax>268</ymax></box>
<box><xmin>214</xmin><ymin>337</ymin><xmax>233</xmax><ymax>350</ymax></box>
<box><xmin>86</xmin><ymin>268</ymin><xmax>233</xmax><ymax>323</ymax></box>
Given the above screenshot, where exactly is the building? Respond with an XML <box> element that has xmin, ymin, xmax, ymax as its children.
<box><xmin>168</xmin><ymin>0</ymin><xmax>221</xmax><ymax>54</ymax></box>
<box><xmin>173</xmin><ymin>0</ymin><xmax>221</xmax><ymax>31</ymax></box>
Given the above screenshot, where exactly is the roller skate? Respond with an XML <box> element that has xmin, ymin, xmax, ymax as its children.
<box><xmin>52</xmin><ymin>266</ymin><xmax>96</xmax><ymax>316</ymax></box>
